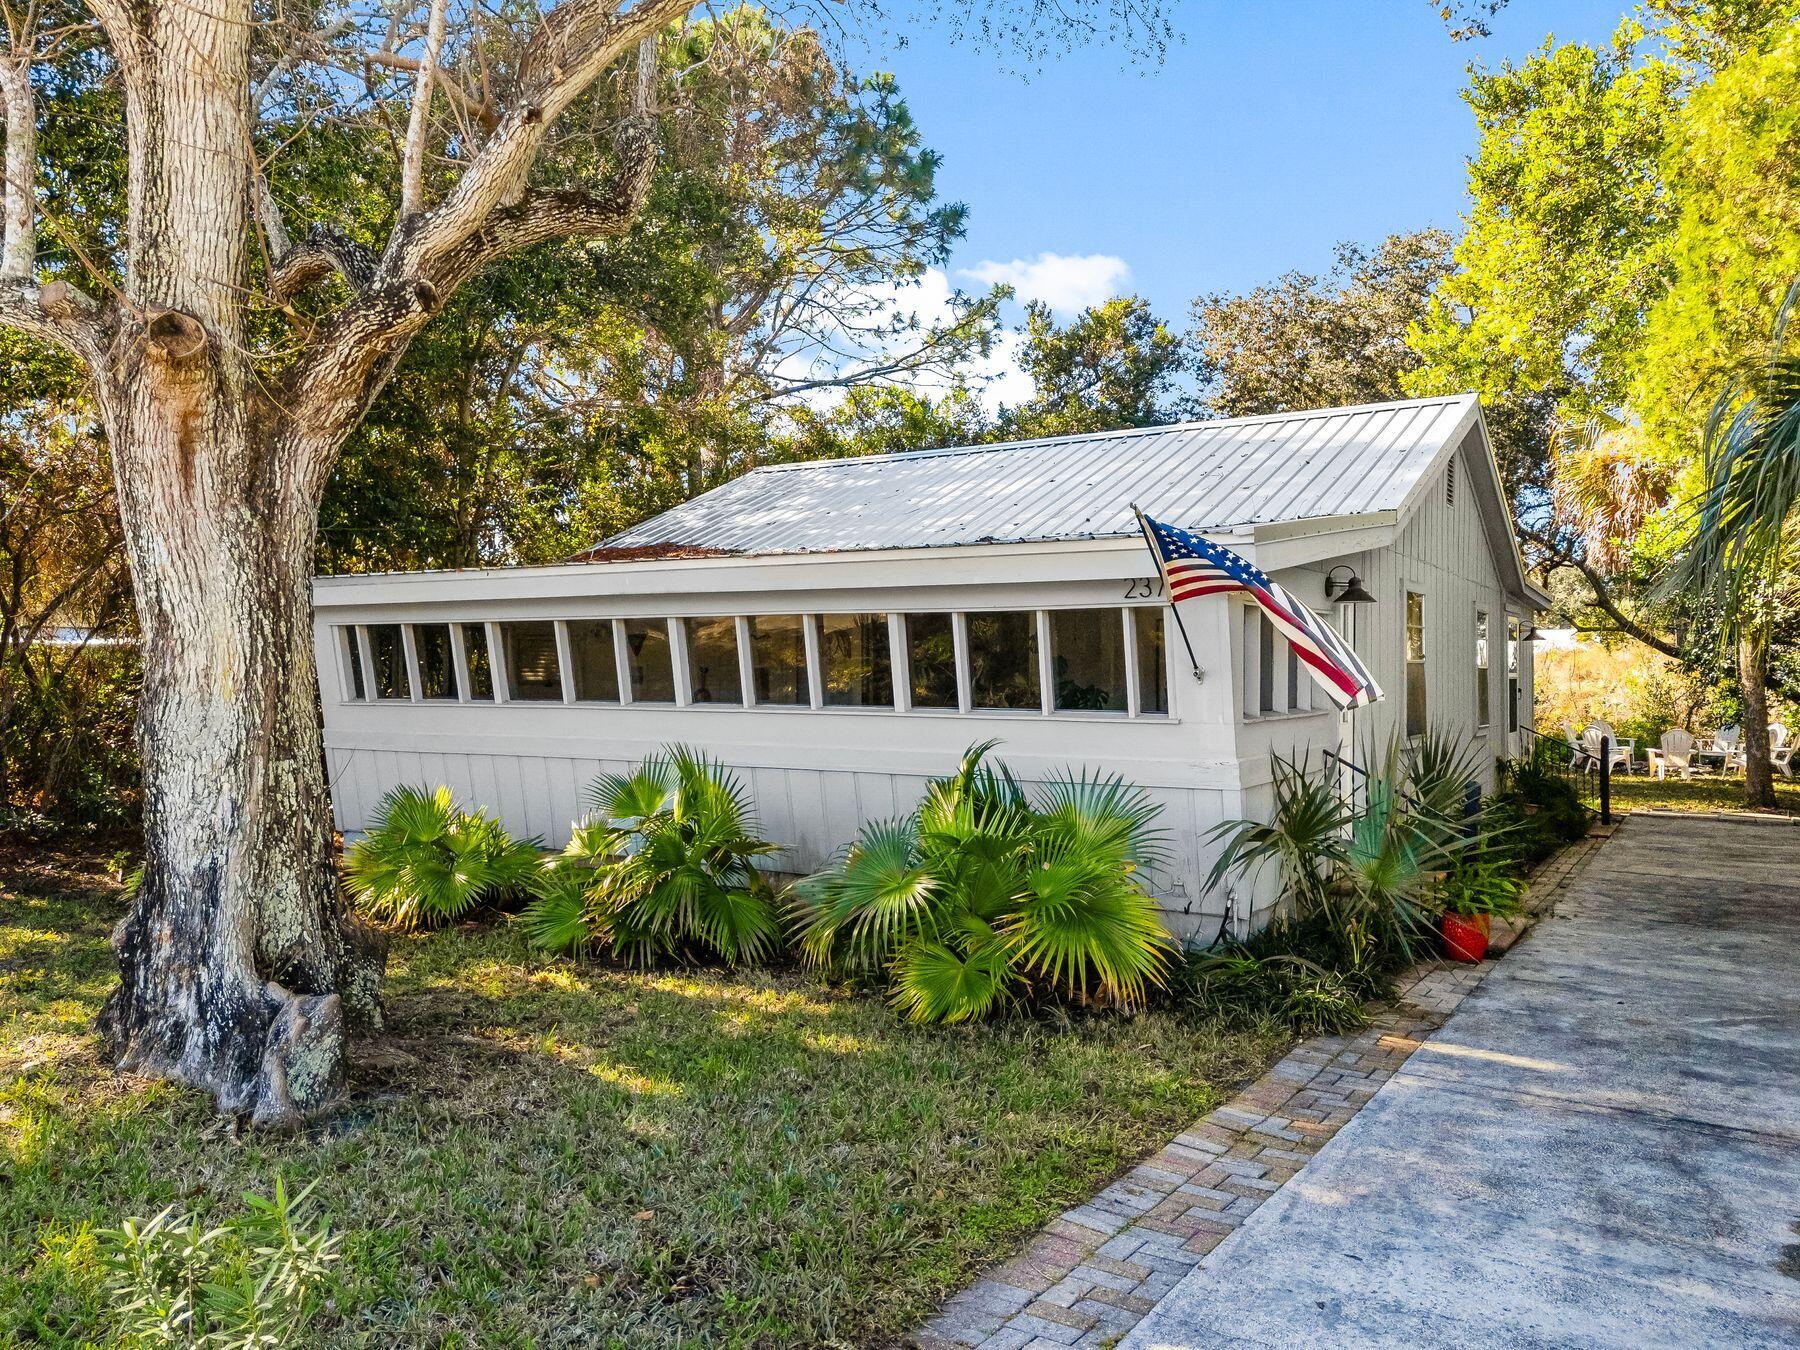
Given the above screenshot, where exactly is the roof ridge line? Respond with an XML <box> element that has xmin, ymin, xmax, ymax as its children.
<box><xmin>745</xmin><ymin>393</ymin><xmax>1477</xmax><ymax>475</ymax></box>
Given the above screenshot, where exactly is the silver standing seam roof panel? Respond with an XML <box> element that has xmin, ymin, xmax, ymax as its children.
<box><xmin>600</xmin><ymin>394</ymin><xmax>1480</xmax><ymax>557</ymax></box>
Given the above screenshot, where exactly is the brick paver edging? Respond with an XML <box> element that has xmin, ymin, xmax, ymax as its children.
<box><xmin>911</xmin><ymin>831</ymin><xmax>1608</xmax><ymax>1350</ymax></box>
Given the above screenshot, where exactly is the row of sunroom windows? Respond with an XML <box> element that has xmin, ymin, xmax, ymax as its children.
<box><xmin>337</xmin><ymin>608</ymin><xmax>1170</xmax><ymax>717</ymax></box>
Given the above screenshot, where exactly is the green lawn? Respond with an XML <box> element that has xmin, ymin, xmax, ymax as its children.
<box><xmin>0</xmin><ymin>847</ymin><xmax>1281</xmax><ymax>1348</ymax></box>
<box><xmin>1608</xmin><ymin>773</ymin><xmax>1800</xmax><ymax>815</ymax></box>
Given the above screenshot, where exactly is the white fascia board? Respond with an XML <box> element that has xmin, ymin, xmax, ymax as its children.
<box><xmin>1248</xmin><ymin>518</ymin><xmax>1397</xmax><ymax>571</ymax></box>
<box><xmin>310</xmin><ymin>534</ymin><xmax>1229</xmax><ymax>614</ymax></box>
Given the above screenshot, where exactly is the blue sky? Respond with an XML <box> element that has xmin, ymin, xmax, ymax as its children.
<box><xmin>844</xmin><ymin>0</ymin><xmax>1626</xmax><ymax>325</ymax></box>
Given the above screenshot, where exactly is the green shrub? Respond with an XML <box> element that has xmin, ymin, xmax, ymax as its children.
<box><xmin>97</xmin><ymin>1177</ymin><xmax>338</xmax><ymax>1348</ymax></box>
<box><xmin>344</xmin><ymin>785</ymin><xmax>543</xmax><ymax>928</ymax></box>
<box><xmin>521</xmin><ymin>747</ymin><xmax>782</xmax><ymax>967</ymax></box>
<box><xmin>1492</xmin><ymin>755</ymin><xmax>1592</xmax><ymax>863</ymax></box>
<box><xmin>1175</xmin><ymin>944</ymin><xmax>1367</xmax><ymax>1036</ymax></box>
<box><xmin>790</xmin><ymin>741</ymin><xmax>1173</xmax><ymax>1023</ymax></box>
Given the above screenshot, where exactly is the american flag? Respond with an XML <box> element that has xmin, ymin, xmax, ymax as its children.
<box><xmin>1136</xmin><ymin>510</ymin><xmax>1382</xmax><ymax>710</ymax></box>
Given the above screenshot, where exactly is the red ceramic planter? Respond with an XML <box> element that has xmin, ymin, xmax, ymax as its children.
<box><xmin>1441</xmin><ymin>911</ymin><xmax>1491</xmax><ymax>963</ymax></box>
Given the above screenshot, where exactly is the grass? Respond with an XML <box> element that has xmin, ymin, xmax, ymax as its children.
<box><xmin>0</xmin><ymin>846</ymin><xmax>1282</xmax><ymax>1348</ymax></box>
<box><xmin>1608</xmin><ymin>773</ymin><xmax>1800</xmax><ymax>815</ymax></box>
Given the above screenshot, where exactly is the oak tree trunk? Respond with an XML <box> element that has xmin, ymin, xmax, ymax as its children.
<box><xmin>1739</xmin><ymin>633</ymin><xmax>1776</xmax><ymax>810</ymax></box>
<box><xmin>3</xmin><ymin>0</ymin><xmax>675</xmax><ymax>1124</ymax></box>
<box><xmin>95</xmin><ymin>349</ymin><xmax>386</xmax><ymax>1127</ymax></box>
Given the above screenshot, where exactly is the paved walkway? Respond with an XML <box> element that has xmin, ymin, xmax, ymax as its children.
<box><xmin>914</xmin><ymin>837</ymin><xmax>1603</xmax><ymax>1349</ymax></box>
<box><xmin>1122</xmin><ymin>813</ymin><xmax>1800</xmax><ymax>1348</ymax></box>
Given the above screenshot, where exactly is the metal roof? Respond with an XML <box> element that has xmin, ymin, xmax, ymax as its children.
<box><xmin>600</xmin><ymin>394</ymin><xmax>1481</xmax><ymax>557</ymax></box>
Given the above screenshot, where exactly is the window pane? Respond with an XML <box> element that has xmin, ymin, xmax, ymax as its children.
<box><xmin>1049</xmin><ymin>609</ymin><xmax>1127</xmax><ymax>711</ymax></box>
<box><xmin>413</xmin><ymin>624</ymin><xmax>456</xmax><ymax>700</ymax></box>
<box><xmin>622</xmin><ymin>618</ymin><xmax>676</xmax><ymax>703</ymax></box>
<box><xmin>968</xmin><ymin>611</ymin><xmax>1039</xmax><ymax>711</ymax></box>
<box><xmin>1405</xmin><ymin>592</ymin><xmax>1427</xmax><ymax>736</ymax></box>
<box><xmin>749</xmin><ymin>615</ymin><xmax>808</xmax><ymax>705</ymax></box>
<box><xmin>341</xmin><ymin>628</ymin><xmax>366</xmax><ymax>700</ymax></box>
<box><xmin>1287</xmin><ymin>633</ymin><xmax>1302</xmax><ymax>710</ymax></box>
<box><xmin>684</xmin><ymin>617</ymin><xmax>742</xmax><ymax>704</ymax></box>
<box><xmin>368</xmin><ymin>624</ymin><xmax>409</xmax><ymax>700</ymax></box>
<box><xmin>1258</xmin><ymin>616</ymin><xmax>1278</xmax><ymax>714</ymax></box>
<box><xmin>819</xmin><ymin>613</ymin><xmax>892</xmax><ymax>707</ymax></box>
<box><xmin>907</xmin><ymin>613</ymin><xmax>958</xmax><ymax>709</ymax></box>
<box><xmin>1133</xmin><ymin>610</ymin><xmax>1167</xmax><ymax>714</ymax></box>
<box><xmin>461</xmin><ymin>623</ymin><xmax>494</xmax><ymax>700</ymax></box>
<box><xmin>1475</xmin><ymin>611</ymin><xmax>1490</xmax><ymax>727</ymax></box>
<box><xmin>502</xmin><ymin>621</ymin><xmax>562</xmax><ymax>701</ymax></box>
<box><xmin>567</xmin><ymin>619</ymin><xmax>620</xmax><ymax>702</ymax></box>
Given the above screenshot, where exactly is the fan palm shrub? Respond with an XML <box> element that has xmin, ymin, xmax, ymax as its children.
<box><xmin>790</xmin><ymin>742</ymin><xmax>1173</xmax><ymax>1023</ymax></box>
<box><xmin>521</xmin><ymin>747</ymin><xmax>782</xmax><ymax>967</ymax></box>
<box><xmin>1209</xmin><ymin>730</ymin><xmax>1494</xmax><ymax>971</ymax></box>
<box><xmin>345</xmin><ymin>785</ymin><xmax>543</xmax><ymax>928</ymax></box>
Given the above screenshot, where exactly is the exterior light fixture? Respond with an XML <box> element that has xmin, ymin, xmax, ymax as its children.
<box><xmin>1324</xmin><ymin>566</ymin><xmax>1377</xmax><ymax>605</ymax></box>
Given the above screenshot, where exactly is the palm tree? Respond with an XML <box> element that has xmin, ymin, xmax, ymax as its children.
<box><xmin>1661</xmin><ymin>281</ymin><xmax>1800</xmax><ymax>808</ymax></box>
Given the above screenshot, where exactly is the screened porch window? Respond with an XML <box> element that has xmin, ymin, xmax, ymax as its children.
<box><xmin>1405</xmin><ymin>591</ymin><xmax>1427</xmax><ymax>737</ymax></box>
<box><xmin>968</xmin><ymin>611</ymin><xmax>1039</xmax><ymax>711</ymax></box>
<box><xmin>340</xmin><ymin>627</ymin><xmax>366</xmax><ymax>701</ymax></box>
<box><xmin>501</xmin><ymin>621</ymin><xmax>562</xmax><ymax>701</ymax></box>
<box><xmin>461</xmin><ymin>623</ymin><xmax>494</xmax><ymax>700</ymax></box>
<box><xmin>1049</xmin><ymin>609</ymin><xmax>1127</xmax><ymax>712</ymax></box>
<box><xmin>906</xmin><ymin>613</ymin><xmax>958</xmax><ymax>709</ymax></box>
<box><xmin>1133</xmin><ymin>609</ymin><xmax>1167</xmax><ymax>714</ymax></box>
<box><xmin>412</xmin><ymin>624</ymin><xmax>457</xmax><ymax>700</ymax></box>
<box><xmin>367</xmin><ymin>624</ymin><xmax>409</xmax><ymax>700</ymax></box>
<box><xmin>818</xmin><ymin>613</ymin><xmax>892</xmax><ymax>707</ymax></box>
<box><xmin>743</xmin><ymin>615</ymin><xmax>803</xmax><ymax>705</ymax></box>
<box><xmin>622</xmin><ymin>618</ymin><xmax>676</xmax><ymax>703</ymax></box>
<box><xmin>683</xmin><ymin>617</ymin><xmax>743</xmax><ymax>704</ymax></box>
<box><xmin>567</xmin><ymin>619</ymin><xmax>620</xmax><ymax>702</ymax></box>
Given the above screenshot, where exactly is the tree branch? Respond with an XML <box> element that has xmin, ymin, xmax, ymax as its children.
<box><xmin>0</xmin><ymin>48</ymin><xmax>100</xmax><ymax>361</ymax></box>
<box><xmin>385</xmin><ymin>0</ymin><xmax>683</xmax><ymax>280</ymax></box>
<box><xmin>270</xmin><ymin>223</ymin><xmax>379</xmax><ymax>302</ymax></box>
<box><xmin>1</xmin><ymin>54</ymin><xmax>34</xmax><ymax>278</ymax></box>
<box><xmin>398</xmin><ymin>0</ymin><xmax>448</xmax><ymax>220</ymax></box>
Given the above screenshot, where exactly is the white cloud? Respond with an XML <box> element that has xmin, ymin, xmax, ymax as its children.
<box><xmin>959</xmin><ymin>252</ymin><xmax>1132</xmax><ymax>315</ymax></box>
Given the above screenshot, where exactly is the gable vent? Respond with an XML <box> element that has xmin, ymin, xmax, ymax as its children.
<box><xmin>1445</xmin><ymin>457</ymin><xmax>1457</xmax><ymax>507</ymax></box>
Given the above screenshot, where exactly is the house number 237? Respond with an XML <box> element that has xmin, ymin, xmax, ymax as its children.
<box><xmin>1123</xmin><ymin>577</ymin><xmax>1164</xmax><ymax>599</ymax></box>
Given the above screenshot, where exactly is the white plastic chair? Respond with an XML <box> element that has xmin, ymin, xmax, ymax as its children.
<box><xmin>1772</xmin><ymin>725</ymin><xmax>1794</xmax><ymax>779</ymax></box>
<box><xmin>1648</xmin><ymin>729</ymin><xmax>1697</xmax><ymax>781</ymax></box>
<box><xmin>1713</xmin><ymin>724</ymin><xmax>1744</xmax><ymax>774</ymax></box>
<box><xmin>1564</xmin><ymin>723</ymin><xmax>1593</xmax><ymax>771</ymax></box>
<box><xmin>1583</xmin><ymin>722</ymin><xmax>1633</xmax><ymax>775</ymax></box>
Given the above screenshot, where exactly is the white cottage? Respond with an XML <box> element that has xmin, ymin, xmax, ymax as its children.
<box><xmin>314</xmin><ymin>394</ymin><xmax>1547</xmax><ymax>938</ymax></box>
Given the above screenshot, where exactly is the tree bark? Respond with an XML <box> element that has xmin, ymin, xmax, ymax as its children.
<box><xmin>1739</xmin><ymin>633</ymin><xmax>1776</xmax><ymax>809</ymax></box>
<box><xmin>94</xmin><ymin>323</ymin><xmax>387</xmax><ymax>1127</ymax></box>
<box><xmin>2</xmin><ymin>0</ymin><xmax>678</xmax><ymax>1125</ymax></box>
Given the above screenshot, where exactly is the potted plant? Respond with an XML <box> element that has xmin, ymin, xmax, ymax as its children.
<box><xmin>1437</xmin><ymin>856</ymin><xmax>1527</xmax><ymax>963</ymax></box>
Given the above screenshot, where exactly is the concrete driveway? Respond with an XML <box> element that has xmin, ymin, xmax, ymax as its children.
<box><xmin>1122</xmin><ymin>814</ymin><xmax>1800</xmax><ymax>1349</ymax></box>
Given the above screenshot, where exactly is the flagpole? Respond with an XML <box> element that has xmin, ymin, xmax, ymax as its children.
<box><xmin>1131</xmin><ymin>503</ymin><xmax>1205</xmax><ymax>682</ymax></box>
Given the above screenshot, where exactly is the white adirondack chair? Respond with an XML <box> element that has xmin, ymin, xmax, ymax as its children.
<box><xmin>1772</xmin><ymin>725</ymin><xmax>1794</xmax><ymax>779</ymax></box>
<box><xmin>1713</xmin><ymin>724</ymin><xmax>1744</xmax><ymax>773</ymax></box>
<box><xmin>1564</xmin><ymin>723</ymin><xmax>1593</xmax><ymax>771</ymax></box>
<box><xmin>1583</xmin><ymin>721</ymin><xmax>1633</xmax><ymax>774</ymax></box>
<box><xmin>1648</xmin><ymin>728</ymin><xmax>1698</xmax><ymax>781</ymax></box>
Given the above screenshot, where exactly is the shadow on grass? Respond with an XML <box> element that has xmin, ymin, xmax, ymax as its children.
<box><xmin>2</xmin><ymin>861</ymin><xmax>1280</xmax><ymax>1348</ymax></box>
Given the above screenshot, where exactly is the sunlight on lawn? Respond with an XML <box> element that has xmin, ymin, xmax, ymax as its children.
<box><xmin>1</xmin><ymin>861</ymin><xmax>1282</xmax><ymax>1348</ymax></box>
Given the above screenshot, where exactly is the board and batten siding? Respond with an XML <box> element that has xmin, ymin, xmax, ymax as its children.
<box><xmin>1346</xmin><ymin>428</ymin><xmax>1532</xmax><ymax>785</ymax></box>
